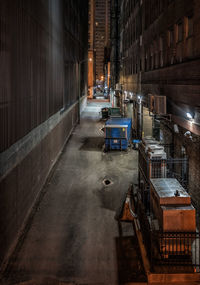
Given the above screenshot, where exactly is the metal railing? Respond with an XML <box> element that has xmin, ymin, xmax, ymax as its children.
<box><xmin>135</xmin><ymin>196</ymin><xmax>200</xmax><ymax>272</ymax></box>
<box><xmin>135</xmin><ymin>143</ymin><xmax>199</xmax><ymax>272</ymax></box>
<box><xmin>138</xmin><ymin>144</ymin><xmax>188</xmax><ymax>190</ymax></box>
<box><xmin>135</xmin><ymin>195</ymin><xmax>152</xmax><ymax>263</ymax></box>
<box><xmin>152</xmin><ymin>231</ymin><xmax>200</xmax><ymax>271</ymax></box>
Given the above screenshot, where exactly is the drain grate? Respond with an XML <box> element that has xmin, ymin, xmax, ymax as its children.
<box><xmin>103</xmin><ymin>178</ymin><xmax>113</xmax><ymax>186</ymax></box>
<box><xmin>104</xmin><ymin>179</ymin><xmax>111</xmax><ymax>185</ymax></box>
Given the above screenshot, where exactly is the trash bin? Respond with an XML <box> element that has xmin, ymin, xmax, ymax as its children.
<box><xmin>108</xmin><ymin>107</ymin><xmax>121</xmax><ymax>117</ymax></box>
<box><xmin>105</xmin><ymin>118</ymin><xmax>132</xmax><ymax>151</ymax></box>
<box><xmin>101</xmin><ymin>107</ymin><xmax>109</xmax><ymax>119</ymax></box>
<box><xmin>132</xmin><ymin>139</ymin><xmax>141</xmax><ymax>150</ymax></box>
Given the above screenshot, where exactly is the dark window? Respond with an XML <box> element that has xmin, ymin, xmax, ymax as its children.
<box><xmin>159</xmin><ymin>37</ymin><xmax>163</xmax><ymax>67</ymax></box>
<box><xmin>159</xmin><ymin>0</ymin><xmax>164</xmax><ymax>13</ymax></box>
<box><xmin>168</xmin><ymin>28</ymin><xmax>174</xmax><ymax>47</ymax></box>
<box><xmin>177</xmin><ymin>22</ymin><xmax>183</xmax><ymax>42</ymax></box>
<box><xmin>145</xmin><ymin>54</ymin><xmax>147</xmax><ymax>71</ymax></box>
<box><xmin>187</xmin><ymin>15</ymin><xmax>193</xmax><ymax>37</ymax></box>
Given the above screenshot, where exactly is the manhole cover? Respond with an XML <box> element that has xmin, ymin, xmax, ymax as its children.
<box><xmin>103</xmin><ymin>178</ymin><xmax>113</xmax><ymax>186</ymax></box>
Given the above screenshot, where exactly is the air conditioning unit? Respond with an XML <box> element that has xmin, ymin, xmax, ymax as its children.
<box><xmin>154</xmin><ymin>95</ymin><xmax>166</xmax><ymax>115</ymax></box>
<box><xmin>148</xmin><ymin>94</ymin><xmax>155</xmax><ymax>112</ymax></box>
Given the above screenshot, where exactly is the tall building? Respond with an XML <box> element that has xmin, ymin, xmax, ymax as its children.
<box><xmin>110</xmin><ymin>0</ymin><xmax>121</xmax><ymax>90</ymax></box>
<box><xmin>94</xmin><ymin>0</ymin><xmax>111</xmax><ymax>84</ymax></box>
<box><xmin>0</xmin><ymin>0</ymin><xmax>88</xmax><ymax>266</ymax></box>
<box><xmin>111</xmin><ymin>0</ymin><xmax>200</xmax><ymax>210</ymax></box>
<box><xmin>88</xmin><ymin>0</ymin><xmax>95</xmax><ymax>98</ymax></box>
<box><xmin>88</xmin><ymin>0</ymin><xmax>111</xmax><ymax>97</ymax></box>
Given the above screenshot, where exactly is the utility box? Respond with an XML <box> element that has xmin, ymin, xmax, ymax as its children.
<box><xmin>150</xmin><ymin>178</ymin><xmax>196</xmax><ymax>232</ymax></box>
<box><xmin>105</xmin><ymin>118</ymin><xmax>132</xmax><ymax>151</ymax></box>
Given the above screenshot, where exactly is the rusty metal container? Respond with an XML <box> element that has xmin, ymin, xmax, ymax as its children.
<box><xmin>150</xmin><ymin>178</ymin><xmax>196</xmax><ymax>232</ymax></box>
<box><xmin>150</xmin><ymin>178</ymin><xmax>191</xmax><ymax>205</ymax></box>
<box><xmin>160</xmin><ymin>205</ymin><xmax>196</xmax><ymax>232</ymax></box>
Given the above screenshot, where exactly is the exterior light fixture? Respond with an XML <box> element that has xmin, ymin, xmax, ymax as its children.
<box><xmin>174</xmin><ymin>124</ymin><xmax>179</xmax><ymax>133</ymax></box>
<box><xmin>137</xmin><ymin>95</ymin><xmax>142</xmax><ymax>105</ymax></box>
<box><xmin>89</xmin><ymin>58</ymin><xmax>92</xmax><ymax>62</ymax></box>
<box><xmin>186</xmin><ymin>112</ymin><xmax>193</xmax><ymax>119</ymax></box>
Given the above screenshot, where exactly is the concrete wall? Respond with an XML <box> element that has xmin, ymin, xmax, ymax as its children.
<box><xmin>143</xmin><ymin>107</ymin><xmax>153</xmax><ymax>137</ymax></box>
<box><xmin>0</xmin><ymin>0</ymin><xmax>88</xmax><ymax>269</ymax></box>
<box><xmin>0</xmin><ymin>97</ymin><xmax>88</xmax><ymax>268</ymax></box>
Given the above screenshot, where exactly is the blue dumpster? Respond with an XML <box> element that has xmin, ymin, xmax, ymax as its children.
<box><xmin>105</xmin><ymin>118</ymin><xmax>132</xmax><ymax>151</ymax></box>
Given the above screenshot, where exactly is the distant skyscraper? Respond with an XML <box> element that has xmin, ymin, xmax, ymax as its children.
<box><xmin>88</xmin><ymin>0</ymin><xmax>95</xmax><ymax>98</ymax></box>
<box><xmin>88</xmin><ymin>0</ymin><xmax>110</xmax><ymax>94</ymax></box>
<box><xmin>95</xmin><ymin>0</ymin><xmax>110</xmax><ymax>82</ymax></box>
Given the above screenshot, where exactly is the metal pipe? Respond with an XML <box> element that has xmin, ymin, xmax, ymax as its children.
<box><xmin>78</xmin><ymin>61</ymin><xmax>81</xmax><ymax>124</ymax></box>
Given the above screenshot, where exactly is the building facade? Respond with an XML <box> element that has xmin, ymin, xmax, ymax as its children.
<box><xmin>111</xmin><ymin>0</ymin><xmax>200</xmax><ymax>211</ymax></box>
<box><xmin>88</xmin><ymin>0</ymin><xmax>95</xmax><ymax>98</ymax></box>
<box><xmin>88</xmin><ymin>0</ymin><xmax>111</xmax><ymax>96</ymax></box>
<box><xmin>110</xmin><ymin>0</ymin><xmax>121</xmax><ymax>90</ymax></box>
<box><xmin>0</xmin><ymin>0</ymin><xmax>88</xmax><ymax>267</ymax></box>
<box><xmin>94</xmin><ymin>0</ymin><xmax>111</xmax><ymax>83</ymax></box>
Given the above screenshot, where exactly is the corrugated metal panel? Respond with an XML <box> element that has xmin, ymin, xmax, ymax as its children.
<box><xmin>0</xmin><ymin>0</ymin><xmax>88</xmax><ymax>152</ymax></box>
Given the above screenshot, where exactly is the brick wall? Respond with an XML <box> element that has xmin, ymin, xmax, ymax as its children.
<box><xmin>161</xmin><ymin>121</ymin><xmax>200</xmax><ymax>213</ymax></box>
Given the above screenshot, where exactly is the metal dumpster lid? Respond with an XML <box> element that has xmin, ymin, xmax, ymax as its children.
<box><xmin>161</xmin><ymin>205</ymin><xmax>194</xmax><ymax>210</ymax></box>
<box><xmin>105</xmin><ymin>124</ymin><xmax>128</xmax><ymax>128</ymax></box>
<box><xmin>105</xmin><ymin>118</ymin><xmax>132</xmax><ymax>126</ymax></box>
<box><xmin>150</xmin><ymin>178</ymin><xmax>189</xmax><ymax>198</ymax></box>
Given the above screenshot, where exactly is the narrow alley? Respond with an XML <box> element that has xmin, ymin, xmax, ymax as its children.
<box><xmin>2</xmin><ymin>102</ymin><xmax>144</xmax><ymax>285</ymax></box>
<box><xmin>1</xmin><ymin>1</ymin><xmax>200</xmax><ymax>284</ymax></box>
